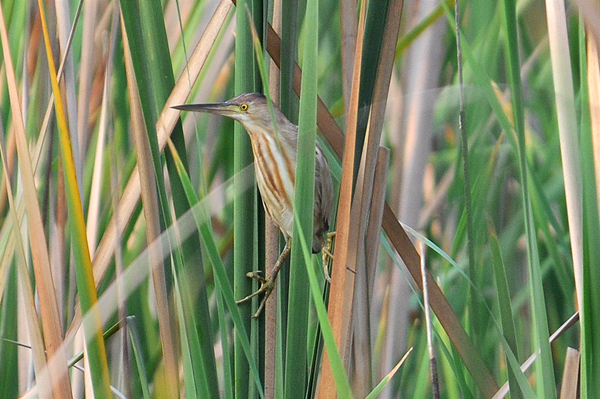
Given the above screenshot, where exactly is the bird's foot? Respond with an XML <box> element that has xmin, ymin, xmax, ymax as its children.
<box><xmin>236</xmin><ymin>271</ymin><xmax>275</xmax><ymax>318</ymax></box>
<box><xmin>322</xmin><ymin>248</ymin><xmax>333</xmax><ymax>283</ymax></box>
<box><xmin>321</xmin><ymin>231</ymin><xmax>336</xmax><ymax>283</ymax></box>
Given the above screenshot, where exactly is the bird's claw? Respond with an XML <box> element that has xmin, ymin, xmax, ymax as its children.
<box><xmin>321</xmin><ymin>231</ymin><xmax>336</xmax><ymax>283</ymax></box>
<box><xmin>322</xmin><ymin>248</ymin><xmax>333</xmax><ymax>283</ymax></box>
<box><xmin>245</xmin><ymin>271</ymin><xmax>266</xmax><ymax>283</ymax></box>
<box><xmin>236</xmin><ymin>272</ymin><xmax>275</xmax><ymax>318</ymax></box>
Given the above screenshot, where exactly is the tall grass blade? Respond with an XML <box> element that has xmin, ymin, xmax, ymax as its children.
<box><xmin>383</xmin><ymin>211</ymin><xmax>499</xmax><ymax>397</ymax></box>
<box><xmin>128</xmin><ymin>319</ymin><xmax>152</xmax><ymax>399</ymax></box>
<box><xmin>581</xmin><ymin>23</ymin><xmax>600</xmax><ymax>398</ymax></box>
<box><xmin>80</xmin><ymin>0</ymin><xmax>232</xmax><ymax>303</ymax></box>
<box><xmin>489</xmin><ymin>225</ymin><xmax>523</xmax><ymax>399</ymax></box>
<box><xmin>36</xmin><ymin>0</ymin><xmax>111</xmax><ymax>395</ymax></box>
<box><xmin>265</xmin><ymin>2</ymin><xmax>282</xmax><ymax>395</ymax></box>
<box><xmin>245</xmin><ymin>11</ymin><xmax>284</xmax><ymax>397</ymax></box>
<box><xmin>354</xmin><ymin>0</ymin><xmax>391</xmax><ymax>176</ymax></box>
<box><xmin>53</xmin><ymin>0</ymin><xmax>81</xmax><ymax>185</ymax></box>
<box><xmin>395</xmin><ymin>0</ymin><xmax>454</xmax><ymax>57</ymax></box>
<box><xmin>284</xmin><ymin>0</ymin><xmax>319</xmax><ymax>395</ymax></box>
<box><xmin>319</xmin><ymin>0</ymin><xmax>367</xmax><ymax>395</ymax></box>
<box><xmin>420</xmin><ymin>242</ymin><xmax>440</xmax><ymax>398</ymax></box>
<box><xmin>120</xmin><ymin>7</ymin><xmax>181</xmax><ymax>396</ymax></box>
<box><xmin>355</xmin><ymin>0</ymin><xmax>401</xmax><ymax>393</ymax></box>
<box><xmin>293</xmin><ymin>210</ymin><xmax>354</xmax><ymax>398</ymax></box>
<box><xmin>544</xmin><ymin>0</ymin><xmax>584</xmax><ymax>314</ymax></box>
<box><xmin>455</xmin><ymin>0</ymin><xmax>477</xmax><ymax>350</ymax></box>
<box><xmin>86</xmin><ymin>5</ymin><xmax>119</xmax><ymax>256</ymax></box>
<box><xmin>0</xmin><ymin>126</ymin><xmax>52</xmax><ymax>398</ymax></box>
<box><xmin>280</xmin><ymin>0</ymin><xmax>299</xmax><ymax>118</ymax></box>
<box><xmin>167</xmin><ymin>139</ymin><xmax>265</xmax><ymax>397</ymax></box>
<box><xmin>233</xmin><ymin>1</ymin><xmax>262</xmax><ymax>397</ymax></box>
<box><xmin>265</xmin><ymin>15</ymin><xmax>499</xmax><ymax>394</ymax></box>
<box><xmin>505</xmin><ymin>0</ymin><xmax>557</xmax><ymax>395</ymax></box>
<box><xmin>365</xmin><ymin>348</ymin><xmax>413</xmax><ymax>399</ymax></box>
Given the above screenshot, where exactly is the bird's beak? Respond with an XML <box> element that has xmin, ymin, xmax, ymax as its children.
<box><xmin>172</xmin><ymin>102</ymin><xmax>239</xmax><ymax>118</ymax></box>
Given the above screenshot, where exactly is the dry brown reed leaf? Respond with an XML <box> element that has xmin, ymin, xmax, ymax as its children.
<box><xmin>0</xmin><ymin>3</ymin><xmax>73</xmax><ymax>398</ymax></box>
<box><xmin>316</xmin><ymin>0</ymin><xmax>368</xmax><ymax>394</ymax></box>
<box><xmin>559</xmin><ymin>347</ymin><xmax>580</xmax><ymax>399</ymax></box>
<box><xmin>123</xmin><ymin>17</ymin><xmax>180</xmax><ymax>399</ymax></box>
<box><xmin>348</xmin><ymin>0</ymin><xmax>402</xmax><ymax>394</ymax></box>
<box><xmin>545</xmin><ymin>0</ymin><xmax>583</xmax><ymax>312</ymax></box>
<box><xmin>339</xmin><ymin>0</ymin><xmax>358</xmax><ymax>112</ymax></box>
<box><xmin>0</xmin><ymin>124</ymin><xmax>53</xmax><ymax>398</ymax></box>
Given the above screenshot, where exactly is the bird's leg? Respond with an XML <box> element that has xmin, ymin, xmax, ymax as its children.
<box><xmin>320</xmin><ymin>231</ymin><xmax>336</xmax><ymax>283</ymax></box>
<box><xmin>236</xmin><ymin>238</ymin><xmax>292</xmax><ymax>318</ymax></box>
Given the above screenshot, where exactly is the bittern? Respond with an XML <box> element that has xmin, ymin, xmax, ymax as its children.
<box><xmin>173</xmin><ymin>92</ymin><xmax>334</xmax><ymax>318</ymax></box>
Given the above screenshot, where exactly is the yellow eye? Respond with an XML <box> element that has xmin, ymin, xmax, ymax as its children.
<box><xmin>240</xmin><ymin>103</ymin><xmax>249</xmax><ymax>111</ymax></box>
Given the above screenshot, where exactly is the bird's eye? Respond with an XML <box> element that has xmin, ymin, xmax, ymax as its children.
<box><xmin>240</xmin><ymin>103</ymin><xmax>249</xmax><ymax>111</ymax></box>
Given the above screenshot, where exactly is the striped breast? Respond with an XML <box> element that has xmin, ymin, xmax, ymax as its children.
<box><xmin>248</xmin><ymin>131</ymin><xmax>296</xmax><ymax>239</ymax></box>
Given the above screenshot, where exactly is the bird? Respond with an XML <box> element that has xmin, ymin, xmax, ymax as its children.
<box><xmin>173</xmin><ymin>92</ymin><xmax>334</xmax><ymax>318</ymax></box>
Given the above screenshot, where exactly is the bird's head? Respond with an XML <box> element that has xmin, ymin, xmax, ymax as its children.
<box><xmin>172</xmin><ymin>92</ymin><xmax>282</xmax><ymax>135</ymax></box>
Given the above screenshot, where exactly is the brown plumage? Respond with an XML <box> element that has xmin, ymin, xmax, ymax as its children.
<box><xmin>173</xmin><ymin>92</ymin><xmax>333</xmax><ymax>317</ymax></box>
